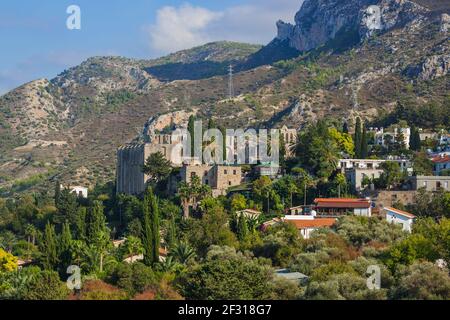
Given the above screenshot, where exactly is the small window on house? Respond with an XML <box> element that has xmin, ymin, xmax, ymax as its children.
<box><xmin>437</xmin><ymin>182</ymin><xmax>442</xmax><ymax>189</ymax></box>
<box><xmin>204</xmin><ymin>171</ymin><xmax>208</xmax><ymax>176</ymax></box>
<box><xmin>228</xmin><ymin>181</ymin><xmax>232</xmax><ymax>186</ymax></box>
<box><xmin>191</xmin><ymin>172</ymin><xmax>196</xmax><ymax>178</ymax></box>
<box><xmin>224</xmin><ymin>170</ymin><xmax>228</xmax><ymax>174</ymax></box>
<box><xmin>233</xmin><ymin>170</ymin><xmax>237</xmax><ymax>175</ymax></box>
<box><xmin>205</xmin><ymin>179</ymin><xmax>209</xmax><ymax>185</ymax></box>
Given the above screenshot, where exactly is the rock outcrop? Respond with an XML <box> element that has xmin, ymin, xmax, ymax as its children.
<box><xmin>143</xmin><ymin>109</ymin><xmax>198</xmax><ymax>140</ymax></box>
<box><xmin>441</xmin><ymin>13</ymin><xmax>450</xmax><ymax>32</ymax></box>
<box><xmin>276</xmin><ymin>0</ymin><xmax>428</xmax><ymax>52</ymax></box>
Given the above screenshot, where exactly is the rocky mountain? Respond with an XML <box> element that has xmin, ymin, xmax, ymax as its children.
<box><xmin>0</xmin><ymin>0</ymin><xmax>448</xmax><ymax>194</ymax></box>
<box><xmin>276</xmin><ymin>0</ymin><xmax>439</xmax><ymax>52</ymax></box>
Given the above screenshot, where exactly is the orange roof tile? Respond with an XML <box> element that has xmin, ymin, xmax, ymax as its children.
<box><xmin>288</xmin><ymin>218</ymin><xmax>337</xmax><ymax>229</ymax></box>
<box><xmin>432</xmin><ymin>155</ymin><xmax>450</xmax><ymax>163</ymax></box>
<box><xmin>384</xmin><ymin>207</ymin><xmax>416</xmax><ymax>219</ymax></box>
<box><xmin>314</xmin><ymin>198</ymin><xmax>371</xmax><ymax>209</ymax></box>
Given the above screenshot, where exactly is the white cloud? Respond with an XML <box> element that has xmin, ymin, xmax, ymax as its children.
<box><xmin>147</xmin><ymin>4</ymin><xmax>223</xmax><ymax>55</ymax></box>
<box><xmin>146</xmin><ymin>0</ymin><xmax>303</xmax><ymax>56</ymax></box>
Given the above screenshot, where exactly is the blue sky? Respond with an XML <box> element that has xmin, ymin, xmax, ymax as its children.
<box><xmin>0</xmin><ymin>0</ymin><xmax>303</xmax><ymax>94</ymax></box>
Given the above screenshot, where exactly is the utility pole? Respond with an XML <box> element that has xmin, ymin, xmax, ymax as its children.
<box><xmin>228</xmin><ymin>64</ymin><xmax>235</xmax><ymax>99</ymax></box>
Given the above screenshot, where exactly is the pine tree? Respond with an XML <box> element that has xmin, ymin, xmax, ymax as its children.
<box><xmin>142</xmin><ymin>188</ymin><xmax>160</xmax><ymax>266</ymax></box>
<box><xmin>361</xmin><ymin>125</ymin><xmax>368</xmax><ymax>159</ymax></box>
<box><xmin>354</xmin><ymin>117</ymin><xmax>362</xmax><ymax>158</ymax></box>
<box><xmin>40</xmin><ymin>223</ymin><xmax>58</xmax><ymax>270</ymax></box>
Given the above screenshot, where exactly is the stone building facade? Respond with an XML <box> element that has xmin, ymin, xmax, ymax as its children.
<box><xmin>116</xmin><ymin>144</ymin><xmax>148</xmax><ymax>195</ymax></box>
<box><xmin>116</xmin><ymin>132</ymin><xmax>186</xmax><ymax>195</ymax></box>
<box><xmin>180</xmin><ymin>164</ymin><xmax>243</xmax><ymax>197</ymax></box>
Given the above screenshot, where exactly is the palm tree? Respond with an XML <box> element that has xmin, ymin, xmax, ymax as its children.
<box><xmin>246</xmin><ymin>216</ymin><xmax>261</xmax><ymax>233</ymax></box>
<box><xmin>0</xmin><ymin>231</ymin><xmax>17</xmax><ymax>253</ymax></box>
<box><xmin>178</xmin><ymin>175</ymin><xmax>211</xmax><ymax>218</ymax></box>
<box><xmin>160</xmin><ymin>256</ymin><xmax>181</xmax><ymax>273</ymax></box>
<box><xmin>170</xmin><ymin>242</ymin><xmax>196</xmax><ymax>265</ymax></box>
<box><xmin>123</xmin><ymin>236</ymin><xmax>144</xmax><ymax>262</ymax></box>
<box><xmin>178</xmin><ymin>182</ymin><xmax>192</xmax><ymax>219</ymax></box>
<box><xmin>24</xmin><ymin>224</ymin><xmax>37</xmax><ymax>246</ymax></box>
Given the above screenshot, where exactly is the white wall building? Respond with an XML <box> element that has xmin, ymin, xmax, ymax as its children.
<box><xmin>370</xmin><ymin>127</ymin><xmax>411</xmax><ymax>149</ymax></box>
<box><xmin>384</xmin><ymin>207</ymin><xmax>415</xmax><ymax>233</ymax></box>
<box><xmin>62</xmin><ymin>185</ymin><xmax>88</xmax><ymax>198</ymax></box>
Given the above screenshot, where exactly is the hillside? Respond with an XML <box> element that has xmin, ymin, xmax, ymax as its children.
<box><xmin>0</xmin><ymin>0</ymin><xmax>449</xmax><ymax>195</ymax></box>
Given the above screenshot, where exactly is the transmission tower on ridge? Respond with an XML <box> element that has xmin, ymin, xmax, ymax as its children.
<box><xmin>228</xmin><ymin>64</ymin><xmax>235</xmax><ymax>99</ymax></box>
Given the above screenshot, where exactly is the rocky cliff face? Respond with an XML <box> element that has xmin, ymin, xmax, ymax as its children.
<box><xmin>277</xmin><ymin>0</ymin><xmax>428</xmax><ymax>52</ymax></box>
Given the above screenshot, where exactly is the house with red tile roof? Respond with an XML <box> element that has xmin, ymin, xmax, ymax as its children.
<box><xmin>432</xmin><ymin>155</ymin><xmax>450</xmax><ymax>176</ymax></box>
<box><xmin>314</xmin><ymin>198</ymin><xmax>372</xmax><ymax>217</ymax></box>
<box><xmin>285</xmin><ymin>217</ymin><xmax>337</xmax><ymax>239</ymax></box>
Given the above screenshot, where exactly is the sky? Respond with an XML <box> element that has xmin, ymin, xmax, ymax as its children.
<box><xmin>0</xmin><ymin>0</ymin><xmax>303</xmax><ymax>95</ymax></box>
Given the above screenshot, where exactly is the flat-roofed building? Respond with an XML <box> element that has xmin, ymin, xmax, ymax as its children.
<box><xmin>314</xmin><ymin>198</ymin><xmax>372</xmax><ymax>217</ymax></box>
<box><xmin>409</xmin><ymin>176</ymin><xmax>450</xmax><ymax>192</ymax></box>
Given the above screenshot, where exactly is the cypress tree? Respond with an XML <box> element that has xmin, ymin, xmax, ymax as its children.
<box><xmin>410</xmin><ymin>126</ymin><xmax>421</xmax><ymax>151</ymax></box>
<box><xmin>85</xmin><ymin>201</ymin><xmax>109</xmax><ymax>272</ymax></box>
<box><xmin>54</xmin><ymin>181</ymin><xmax>61</xmax><ymax>208</ymax></box>
<box><xmin>59</xmin><ymin>222</ymin><xmax>73</xmax><ymax>271</ymax></box>
<box><xmin>188</xmin><ymin>115</ymin><xmax>196</xmax><ymax>157</ymax></box>
<box><xmin>361</xmin><ymin>125</ymin><xmax>368</xmax><ymax>159</ymax></box>
<box><xmin>279</xmin><ymin>134</ymin><xmax>286</xmax><ymax>171</ymax></box>
<box><xmin>55</xmin><ymin>188</ymin><xmax>78</xmax><ymax>226</ymax></box>
<box><xmin>219</xmin><ymin>126</ymin><xmax>227</xmax><ymax>162</ymax></box>
<box><xmin>86</xmin><ymin>201</ymin><xmax>108</xmax><ymax>246</ymax></box>
<box><xmin>166</xmin><ymin>215</ymin><xmax>177</xmax><ymax>250</ymax></box>
<box><xmin>354</xmin><ymin>117</ymin><xmax>362</xmax><ymax>158</ymax></box>
<box><xmin>142</xmin><ymin>188</ymin><xmax>160</xmax><ymax>266</ymax></box>
<box><xmin>237</xmin><ymin>216</ymin><xmax>249</xmax><ymax>242</ymax></box>
<box><xmin>343</xmin><ymin>122</ymin><xmax>349</xmax><ymax>134</ymax></box>
<box><xmin>40</xmin><ymin>223</ymin><xmax>58</xmax><ymax>270</ymax></box>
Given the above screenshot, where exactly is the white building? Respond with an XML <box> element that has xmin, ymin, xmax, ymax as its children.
<box><xmin>338</xmin><ymin>158</ymin><xmax>413</xmax><ymax>191</ymax></box>
<box><xmin>384</xmin><ymin>207</ymin><xmax>415</xmax><ymax>233</ymax></box>
<box><xmin>371</xmin><ymin>127</ymin><xmax>411</xmax><ymax>149</ymax></box>
<box><xmin>62</xmin><ymin>185</ymin><xmax>88</xmax><ymax>198</ymax></box>
<box><xmin>338</xmin><ymin>158</ymin><xmax>412</xmax><ymax>172</ymax></box>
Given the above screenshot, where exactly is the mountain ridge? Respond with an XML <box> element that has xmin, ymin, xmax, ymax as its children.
<box><xmin>0</xmin><ymin>1</ymin><xmax>448</xmax><ymax>194</ymax></box>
